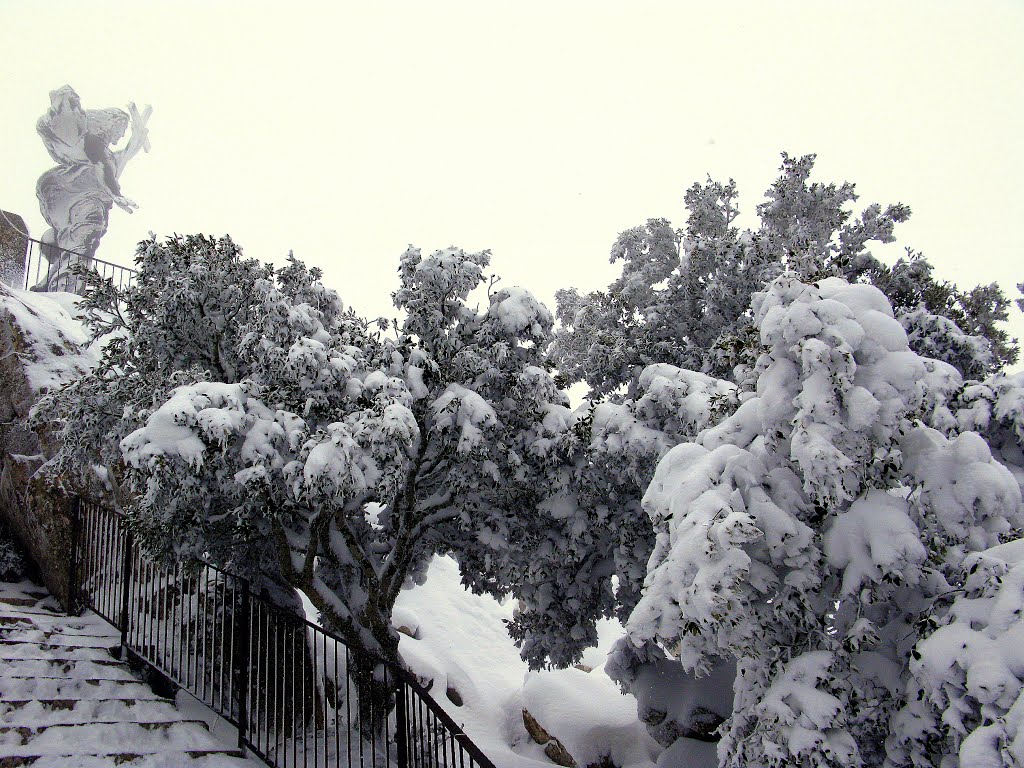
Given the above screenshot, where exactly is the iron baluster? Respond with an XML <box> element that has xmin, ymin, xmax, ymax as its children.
<box><xmin>68</xmin><ymin>496</ymin><xmax>82</xmax><ymax>614</ymax></box>
<box><xmin>237</xmin><ymin>578</ymin><xmax>251</xmax><ymax>753</ymax></box>
<box><xmin>117</xmin><ymin>523</ymin><xmax>133</xmax><ymax>659</ymax></box>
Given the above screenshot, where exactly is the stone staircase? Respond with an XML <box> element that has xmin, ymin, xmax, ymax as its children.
<box><xmin>0</xmin><ymin>579</ymin><xmax>261</xmax><ymax>767</ymax></box>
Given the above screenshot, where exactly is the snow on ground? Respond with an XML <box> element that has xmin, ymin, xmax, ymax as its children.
<box><xmin>393</xmin><ymin>555</ymin><xmax>662</xmax><ymax>768</ymax></box>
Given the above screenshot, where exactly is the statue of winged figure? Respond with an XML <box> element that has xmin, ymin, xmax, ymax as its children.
<box><xmin>34</xmin><ymin>85</ymin><xmax>151</xmax><ymax>290</ymax></box>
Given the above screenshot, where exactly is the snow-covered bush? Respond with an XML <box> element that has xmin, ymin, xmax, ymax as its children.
<box><xmin>610</xmin><ymin>274</ymin><xmax>1023</xmax><ymax>767</ymax></box>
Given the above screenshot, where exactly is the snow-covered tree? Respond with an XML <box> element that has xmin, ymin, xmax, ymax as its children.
<box><xmin>515</xmin><ymin>155</ymin><xmax>911</xmax><ymax>670</ymax></box>
<box><xmin>608</xmin><ymin>274</ymin><xmax>1024</xmax><ymax>767</ymax></box>
<box><xmin>520</xmin><ymin>156</ymin><xmax>1020</xmax><ymax>717</ymax></box>
<box><xmin>517</xmin><ymin>155</ymin><xmax>941</xmax><ymax>672</ymax></box>
<box><xmin>39</xmin><ymin>237</ymin><xmax>569</xmax><ymax>679</ymax></box>
<box><xmin>552</xmin><ymin>154</ymin><xmax>1015</xmax><ymax>397</ymax></box>
<box><xmin>36</xmin><ymin>234</ymin><xmax>273</xmax><ymax>504</ymax></box>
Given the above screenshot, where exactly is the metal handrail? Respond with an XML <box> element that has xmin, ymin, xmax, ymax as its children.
<box><xmin>72</xmin><ymin>497</ymin><xmax>497</xmax><ymax>768</ymax></box>
<box><xmin>20</xmin><ymin>237</ymin><xmax>137</xmax><ymax>293</ymax></box>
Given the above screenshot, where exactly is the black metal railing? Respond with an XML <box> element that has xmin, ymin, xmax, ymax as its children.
<box><xmin>73</xmin><ymin>497</ymin><xmax>495</xmax><ymax>768</ymax></box>
<box><xmin>22</xmin><ymin>237</ymin><xmax>137</xmax><ymax>293</ymax></box>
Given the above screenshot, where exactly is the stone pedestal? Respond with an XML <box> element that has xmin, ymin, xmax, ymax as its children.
<box><xmin>0</xmin><ymin>211</ymin><xmax>28</xmax><ymax>290</ymax></box>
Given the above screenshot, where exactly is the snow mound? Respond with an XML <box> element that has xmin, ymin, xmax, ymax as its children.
<box><xmin>394</xmin><ymin>555</ymin><xmax>660</xmax><ymax>768</ymax></box>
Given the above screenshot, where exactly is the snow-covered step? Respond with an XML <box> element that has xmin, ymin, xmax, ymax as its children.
<box><xmin>0</xmin><ymin>582</ymin><xmax>51</xmax><ymax>601</ymax></box>
<box><xmin>0</xmin><ymin>628</ymin><xmax>121</xmax><ymax>647</ymax></box>
<box><xmin>0</xmin><ymin>600</ymin><xmax>114</xmax><ymax>622</ymax></box>
<box><xmin>7</xmin><ymin>752</ymin><xmax>255</xmax><ymax>767</ymax></box>
<box><xmin>0</xmin><ymin>720</ymin><xmax>229</xmax><ymax>757</ymax></box>
<box><xmin>0</xmin><ymin>698</ymin><xmax>182</xmax><ymax>726</ymax></box>
<box><xmin>0</xmin><ymin>604</ymin><xmax>66</xmax><ymax>617</ymax></box>
<box><xmin>0</xmin><ymin>608</ymin><xmax>112</xmax><ymax>627</ymax></box>
<box><xmin>0</xmin><ymin>656</ymin><xmax>138</xmax><ymax>681</ymax></box>
<box><xmin>0</xmin><ymin>677</ymin><xmax>166</xmax><ymax>702</ymax></box>
<box><xmin>0</xmin><ymin>599</ymin><xmax>62</xmax><ymax>612</ymax></box>
<box><xmin>0</xmin><ymin>614</ymin><xmax>110</xmax><ymax>634</ymax></box>
<box><xmin>0</xmin><ymin>591</ymin><xmax>49</xmax><ymax>602</ymax></box>
<box><xmin>0</xmin><ymin>595</ymin><xmax>52</xmax><ymax>608</ymax></box>
<box><xmin>0</xmin><ymin>640</ymin><xmax>117</xmax><ymax>662</ymax></box>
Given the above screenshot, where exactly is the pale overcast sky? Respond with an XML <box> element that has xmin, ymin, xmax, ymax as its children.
<box><xmin>3</xmin><ymin>0</ymin><xmax>1022</xmax><ymax>365</ymax></box>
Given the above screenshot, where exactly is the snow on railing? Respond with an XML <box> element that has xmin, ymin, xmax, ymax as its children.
<box><xmin>71</xmin><ymin>497</ymin><xmax>495</xmax><ymax>768</ymax></box>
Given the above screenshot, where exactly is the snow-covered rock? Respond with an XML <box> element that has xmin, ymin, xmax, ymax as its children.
<box><xmin>0</xmin><ymin>285</ymin><xmax>95</xmax><ymax>608</ymax></box>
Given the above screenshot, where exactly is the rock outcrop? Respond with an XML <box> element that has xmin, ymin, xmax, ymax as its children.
<box><xmin>523</xmin><ymin>708</ymin><xmax>577</xmax><ymax>767</ymax></box>
<box><xmin>0</xmin><ymin>284</ymin><xmax>94</xmax><ymax>609</ymax></box>
<box><xmin>0</xmin><ymin>210</ymin><xmax>28</xmax><ymax>289</ymax></box>
<box><xmin>628</xmin><ymin>654</ymin><xmax>733</xmax><ymax>751</ymax></box>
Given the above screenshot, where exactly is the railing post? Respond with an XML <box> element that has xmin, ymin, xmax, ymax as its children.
<box><xmin>21</xmin><ymin>239</ymin><xmax>31</xmax><ymax>291</ymax></box>
<box><xmin>67</xmin><ymin>497</ymin><xmax>82</xmax><ymax>615</ymax></box>
<box><xmin>395</xmin><ymin>677</ymin><xmax>409</xmax><ymax>768</ymax></box>
<box><xmin>236</xmin><ymin>578</ymin><xmax>251</xmax><ymax>754</ymax></box>
<box><xmin>117</xmin><ymin>523</ymin><xmax>133</xmax><ymax>659</ymax></box>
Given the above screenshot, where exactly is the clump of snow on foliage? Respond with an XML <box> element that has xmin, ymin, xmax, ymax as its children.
<box><xmin>121</xmin><ymin>381</ymin><xmax>286</xmax><ymax>471</ymax></box>
<box><xmin>892</xmin><ymin>540</ymin><xmax>1024</xmax><ymax>768</ymax></box>
<box><xmin>824</xmin><ymin>489</ymin><xmax>926</xmax><ymax>596</ymax></box>
<box><xmin>634</xmin><ymin>364</ymin><xmax>738</xmax><ymax>444</ymax></box>
<box><xmin>487</xmin><ymin>287</ymin><xmax>553</xmax><ymax>345</ymax></box>
<box><xmin>902</xmin><ymin>427</ymin><xmax>1021</xmax><ymax>556</ymax></box>
<box><xmin>957</xmin><ymin>371</ymin><xmax>1024</xmax><ymax>494</ymax></box>
<box><xmin>432</xmin><ymin>384</ymin><xmax>498</xmax><ymax>454</ymax></box>
<box><xmin>755</xmin><ymin>651</ymin><xmax>858</xmax><ymax>764</ymax></box>
<box><xmin>901</xmin><ymin>308</ymin><xmax>996</xmax><ymax>382</ymax></box>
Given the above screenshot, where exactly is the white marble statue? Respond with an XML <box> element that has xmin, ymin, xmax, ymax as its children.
<box><xmin>34</xmin><ymin>85</ymin><xmax>151</xmax><ymax>290</ymax></box>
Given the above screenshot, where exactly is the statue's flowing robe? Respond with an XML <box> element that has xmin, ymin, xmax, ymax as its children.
<box><xmin>33</xmin><ymin>86</ymin><xmax>128</xmax><ymax>290</ymax></box>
